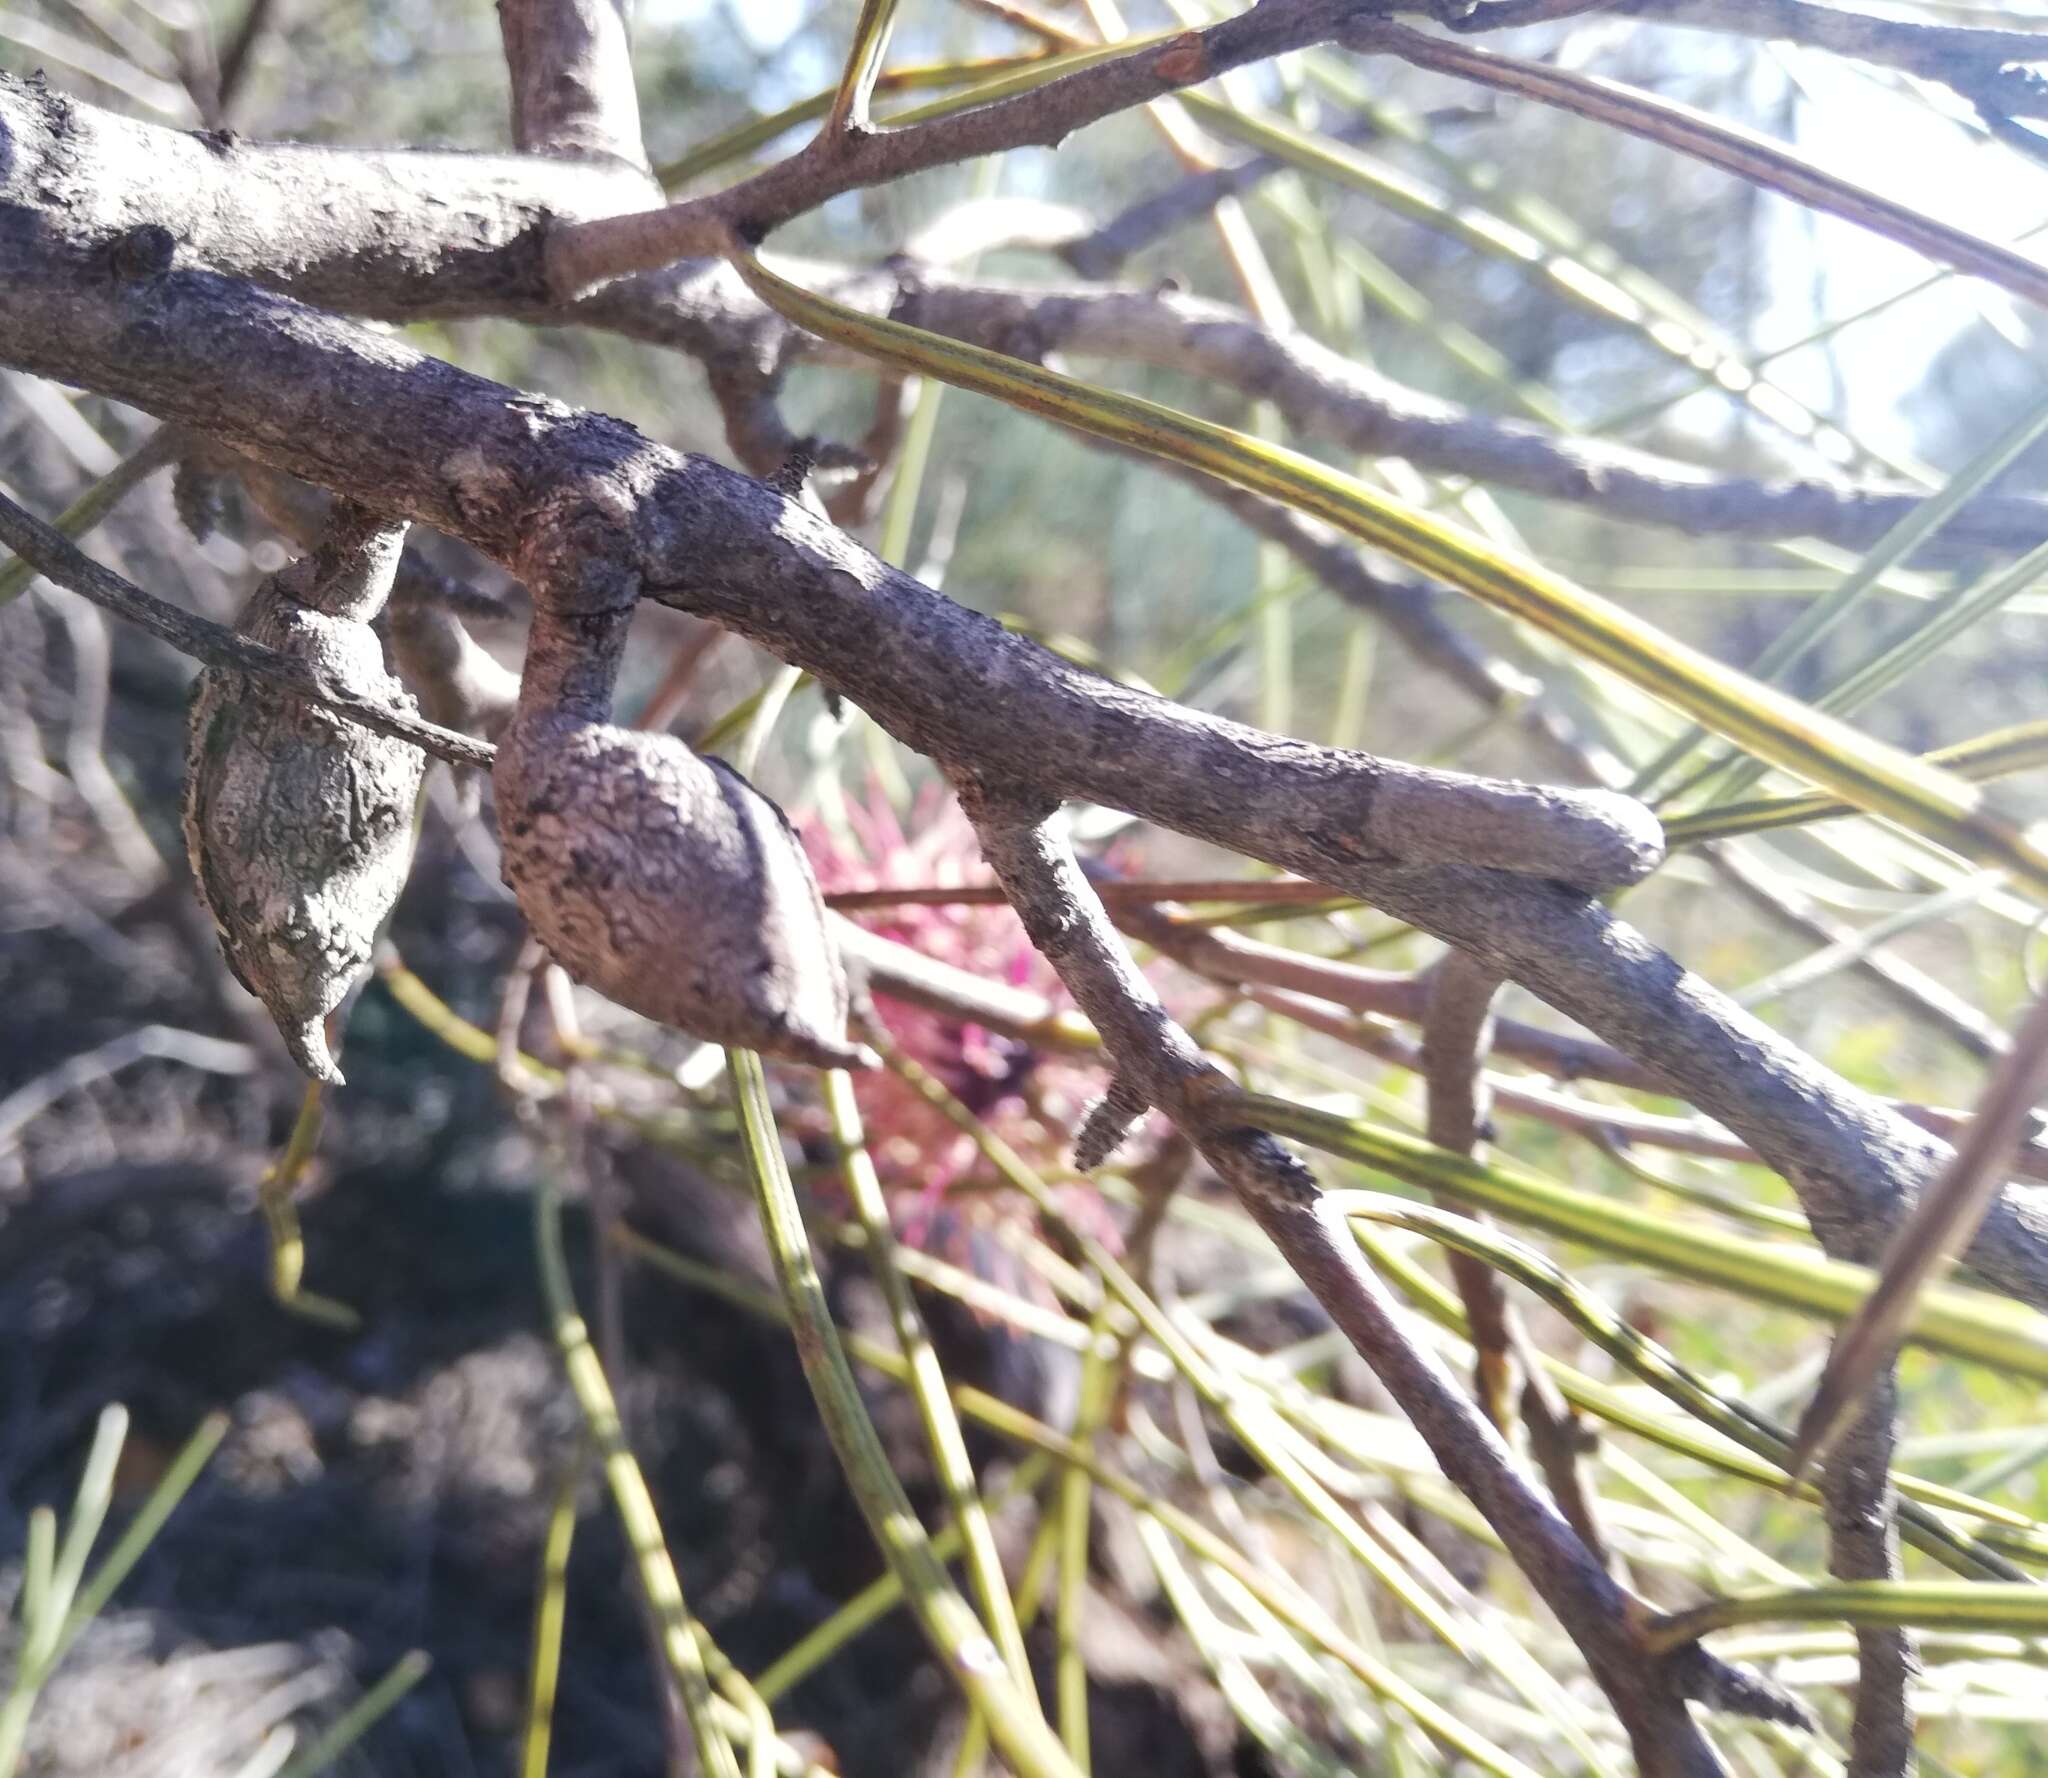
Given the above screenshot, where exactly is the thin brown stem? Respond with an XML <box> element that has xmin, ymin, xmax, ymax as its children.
<box><xmin>957</xmin><ymin>788</ymin><xmax>1752</xmax><ymax>1776</ymax></box>
<box><xmin>544</xmin><ymin>0</ymin><xmax>1386</xmax><ymax>295</ymax></box>
<box><xmin>1421</xmin><ymin>952</ymin><xmax>1611</xmax><ymax>1561</ymax></box>
<box><xmin>1821</xmin><ymin>1378</ymin><xmax>1918</xmax><ymax>1778</ymax></box>
<box><xmin>1627</xmin><ymin>0</ymin><xmax>2048</xmax><ymax>121</ymax></box>
<box><xmin>0</xmin><ymin>488</ymin><xmax>495</xmax><ymax>770</ymax></box>
<box><xmin>214</xmin><ymin>0</ymin><xmax>280</xmax><ymax>119</ymax></box>
<box><xmin>1348</xmin><ymin>21</ymin><xmax>2048</xmax><ymax>311</ymax></box>
<box><xmin>1706</xmin><ymin>842</ymin><xmax>2008</xmax><ymax>1064</ymax></box>
<box><xmin>829</xmin><ymin>876</ymin><xmax>1339</xmax><ymax>910</ymax></box>
<box><xmin>1421</xmin><ymin>952</ymin><xmax>1516</xmax><ymax>1428</ymax></box>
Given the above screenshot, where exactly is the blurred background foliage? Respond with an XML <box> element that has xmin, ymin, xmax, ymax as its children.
<box><xmin>7</xmin><ymin>1</ymin><xmax>2048</xmax><ymax>1775</ymax></box>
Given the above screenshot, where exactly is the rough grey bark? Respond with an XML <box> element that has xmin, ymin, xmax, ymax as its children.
<box><xmin>499</xmin><ymin>0</ymin><xmax>649</xmax><ymax>167</ymax></box>
<box><xmin>8</xmin><ymin>149</ymin><xmax>2048</xmax><ymax>1312</ymax></box>
<box><xmin>959</xmin><ymin>793</ymin><xmax>1742</xmax><ymax>1777</ymax></box>
<box><xmin>7</xmin><ymin>78</ymin><xmax>2047</xmax><ymax>559</ymax></box>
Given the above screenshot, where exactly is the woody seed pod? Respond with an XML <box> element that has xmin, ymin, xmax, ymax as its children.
<box><xmin>183</xmin><ymin>510</ymin><xmax>424</xmax><ymax>1084</ymax></box>
<box><xmin>495</xmin><ymin>604</ymin><xmax>866</xmax><ymax>1069</ymax></box>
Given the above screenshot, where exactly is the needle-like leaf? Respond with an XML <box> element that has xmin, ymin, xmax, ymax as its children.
<box><xmin>732</xmin><ymin>249</ymin><xmax>2048</xmax><ymax>906</ymax></box>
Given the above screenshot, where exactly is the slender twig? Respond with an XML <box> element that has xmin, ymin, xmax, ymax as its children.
<box><xmin>954</xmin><ymin>789</ymin><xmax>1740</xmax><ymax>1777</ymax></box>
<box><xmin>851</xmin><ymin>889</ymin><xmax>2048</xmax><ymax>1187</ymax></box>
<box><xmin>1420</xmin><ymin>953</ymin><xmax>1515</xmax><ymax>1426</ymax></box>
<box><xmin>213</xmin><ymin>0</ymin><xmax>280</xmax><ymax>118</ymax></box>
<box><xmin>892</xmin><ymin>267</ymin><xmax>2048</xmax><ymax>556</ymax></box>
<box><xmin>633</xmin><ymin>622</ymin><xmax>729</xmax><ymax>733</ymax></box>
<box><xmin>1819</xmin><ymin>1381</ymin><xmax>1918</xmax><ymax>1778</ymax></box>
<box><xmin>1626</xmin><ymin>0</ymin><xmax>2048</xmax><ymax>121</ymax></box>
<box><xmin>1793</xmin><ymin>988</ymin><xmax>2048</xmax><ymax>1476</ymax></box>
<box><xmin>0</xmin><ymin>427</ymin><xmax>178</xmax><ymax>608</ymax></box>
<box><xmin>0</xmin><ymin>488</ymin><xmax>496</xmax><ymax>770</ymax></box>
<box><xmin>1183</xmin><ymin>475</ymin><xmax>1614</xmax><ymax>785</ymax></box>
<box><xmin>544</xmin><ymin>0</ymin><xmax>1392</xmax><ymax>295</ymax></box>
<box><xmin>1705</xmin><ymin>840</ymin><xmax>2009</xmax><ymax>1064</ymax></box>
<box><xmin>1247</xmin><ymin>983</ymin><xmax>1761</xmax><ymax>1166</ymax></box>
<box><xmin>1422</xmin><ymin>953</ymin><xmax>1612</xmax><ymax>1563</ymax></box>
<box><xmin>830</xmin><ymin>875</ymin><xmax>1337</xmax><ymax>910</ymax></box>
<box><xmin>1062</xmin><ymin>142</ymin><xmax>1302</xmax><ymax>279</ymax></box>
<box><xmin>1348</xmin><ymin>21</ymin><xmax>2048</xmax><ymax>311</ymax></box>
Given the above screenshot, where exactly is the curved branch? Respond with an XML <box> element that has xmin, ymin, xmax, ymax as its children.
<box><xmin>958</xmin><ymin>792</ymin><xmax>1734</xmax><ymax>1778</ymax></box>
<box><xmin>540</xmin><ymin>0</ymin><xmax>1387</xmax><ymax>295</ymax></box>
<box><xmin>1821</xmin><ymin>1383</ymin><xmax>1918</xmax><ymax>1778</ymax></box>
<box><xmin>8</xmin><ymin>159</ymin><xmax>2048</xmax><ymax>1320</ymax></box>
<box><xmin>14</xmin><ymin>76</ymin><xmax>2048</xmax><ymax>558</ymax></box>
<box><xmin>893</xmin><ymin>271</ymin><xmax>2048</xmax><ymax>556</ymax></box>
<box><xmin>1348</xmin><ymin>21</ymin><xmax>2048</xmax><ymax>311</ymax></box>
<box><xmin>1629</xmin><ymin>0</ymin><xmax>2048</xmax><ymax>122</ymax></box>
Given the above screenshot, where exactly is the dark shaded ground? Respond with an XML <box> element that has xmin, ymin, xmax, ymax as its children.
<box><xmin>0</xmin><ymin>584</ymin><xmax>1251</xmax><ymax>1778</ymax></box>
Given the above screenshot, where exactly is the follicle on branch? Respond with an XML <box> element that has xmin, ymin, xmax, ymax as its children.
<box><xmin>493</xmin><ymin>597</ymin><xmax>872</xmax><ymax>1069</ymax></box>
<box><xmin>182</xmin><ymin>503</ymin><xmax>425</xmax><ymax>1083</ymax></box>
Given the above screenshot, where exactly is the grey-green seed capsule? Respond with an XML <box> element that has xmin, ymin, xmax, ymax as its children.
<box><xmin>183</xmin><ymin>519</ymin><xmax>423</xmax><ymax>1083</ymax></box>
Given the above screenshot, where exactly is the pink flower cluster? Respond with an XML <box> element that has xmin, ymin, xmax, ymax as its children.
<box><xmin>801</xmin><ymin>783</ymin><xmax>1114</xmax><ymax>1248</ymax></box>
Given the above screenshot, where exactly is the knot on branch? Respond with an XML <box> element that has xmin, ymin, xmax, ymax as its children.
<box><xmin>105</xmin><ymin>222</ymin><xmax>177</xmax><ymax>283</ymax></box>
<box><xmin>769</xmin><ymin>440</ymin><xmax>821</xmax><ymax>496</ymax></box>
<box><xmin>1148</xmin><ymin>33</ymin><xmax>1212</xmax><ymax>86</ymax></box>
